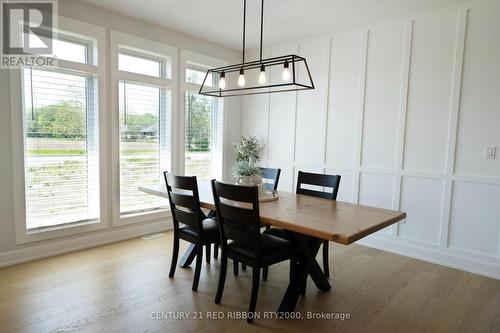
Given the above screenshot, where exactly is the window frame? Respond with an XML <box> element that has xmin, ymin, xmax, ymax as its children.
<box><xmin>180</xmin><ymin>50</ymin><xmax>228</xmax><ymax>180</ymax></box>
<box><xmin>10</xmin><ymin>16</ymin><xmax>108</xmax><ymax>244</ymax></box>
<box><xmin>110</xmin><ymin>31</ymin><xmax>178</xmax><ymax>226</ymax></box>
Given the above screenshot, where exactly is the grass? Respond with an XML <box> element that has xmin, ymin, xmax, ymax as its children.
<box><xmin>28</xmin><ymin>149</ymin><xmax>166</xmax><ymax>155</ymax></box>
<box><xmin>29</xmin><ymin>150</ymin><xmax>86</xmax><ymax>155</ymax></box>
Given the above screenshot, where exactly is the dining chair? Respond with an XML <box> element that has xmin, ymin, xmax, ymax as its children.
<box><xmin>259</xmin><ymin>167</ymin><xmax>281</xmax><ymax>191</ymax></box>
<box><xmin>211</xmin><ymin>180</ymin><xmax>297</xmax><ymax>323</ymax></box>
<box><xmin>239</xmin><ymin>167</ymin><xmax>281</xmax><ymax>273</ymax></box>
<box><xmin>164</xmin><ymin>172</ymin><xmax>219</xmax><ymax>291</ymax></box>
<box><xmin>264</xmin><ymin>171</ymin><xmax>341</xmax><ymax>279</ymax></box>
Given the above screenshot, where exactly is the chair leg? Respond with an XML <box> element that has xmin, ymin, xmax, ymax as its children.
<box><xmin>322</xmin><ymin>240</ymin><xmax>330</xmax><ymax>278</ymax></box>
<box><xmin>233</xmin><ymin>259</ymin><xmax>239</xmax><ymax>276</ymax></box>
<box><xmin>215</xmin><ymin>252</ymin><xmax>227</xmax><ymax>304</ymax></box>
<box><xmin>169</xmin><ymin>233</ymin><xmax>179</xmax><ymax>278</ymax></box>
<box><xmin>248</xmin><ymin>267</ymin><xmax>261</xmax><ymax>323</ymax></box>
<box><xmin>262</xmin><ymin>266</ymin><xmax>268</xmax><ymax>280</ymax></box>
<box><xmin>242</xmin><ymin>263</ymin><xmax>247</xmax><ymax>271</ymax></box>
<box><xmin>213</xmin><ymin>242</ymin><xmax>219</xmax><ymax>259</ymax></box>
<box><xmin>205</xmin><ymin>244</ymin><xmax>211</xmax><ymax>264</ymax></box>
<box><xmin>192</xmin><ymin>245</ymin><xmax>204</xmax><ymax>291</ymax></box>
<box><xmin>289</xmin><ymin>259</ymin><xmax>295</xmax><ymax>281</ymax></box>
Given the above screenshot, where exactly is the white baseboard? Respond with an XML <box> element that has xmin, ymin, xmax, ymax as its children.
<box><xmin>0</xmin><ymin>219</ymin><xmax>173</xmax><ymax>268</ymax></box>
<box><xmin>357</xmin><ymin>236</ymin><xmax>500</xmax><ymax>280</ymax></box>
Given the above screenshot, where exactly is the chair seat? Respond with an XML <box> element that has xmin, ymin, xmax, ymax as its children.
<box><xmin>227</xmin><ymin>233</ymin><xmax>295</xmax><ymax>266</ymax></box>
<box><xmin>263</xmin><ymin>227</ymin><xmax>291</xmax><ymax>240</ymax></box>
<box><xmin>179</xmin><ymin>218</ymin><xmax>219</xmax><ymax>243</ymax></box>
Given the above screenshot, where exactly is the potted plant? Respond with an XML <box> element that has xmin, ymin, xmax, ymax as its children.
<box><xmin>232</xmin><ymin>136</ymin><xmax>265</xmax><ymax>186</ymax></box>
<box><xmin>234</xmin><ymin>135</ymin><xmax>265</xmax><ymax>164</ymax></box>
<box><xmin>232</xmin><ymin>160</ymin><xmax>262</xmax><ymax>186</ymax></box>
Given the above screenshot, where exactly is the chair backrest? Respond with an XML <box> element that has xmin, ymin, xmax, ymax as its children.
<box><xmin>296</xmin><ymin>171</ymin><xmax>341</xmax><ymax>200</ymax></box>
<box><xmin>164</xmin><ymin>172</ymin><xmax>204</xmax><ymax>234</ymax></box>
<box><xmin>211</xmin><ymin>180</ymin><xmax>261</xmax><ymax>255</ymax></box>
<box><xmin>259</xmin><ymin>167</ymin><xmax>281</xmax><ymax>191</ymax></box>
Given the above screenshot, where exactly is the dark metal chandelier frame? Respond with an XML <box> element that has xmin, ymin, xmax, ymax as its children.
<box><xmin>199</xmin><ymin>0</ymin><xmax>315</xmax><ymax>97</ymax></box>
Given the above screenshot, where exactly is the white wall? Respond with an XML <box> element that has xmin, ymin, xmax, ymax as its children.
<box><xmin>242</xmin><ymin>0</ymin><xmax>500</xmax><ymax>278</ymax></box>
<box><xmin>0</xmin><ymin>0</ymin><xmax>241</xmax><ymax>265</ymax></box>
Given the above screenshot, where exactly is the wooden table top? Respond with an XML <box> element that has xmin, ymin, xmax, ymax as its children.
<box><xmin>139</xmin><ymin>181</ymin><xmax>406</xmax><ymax>245</ymax></box>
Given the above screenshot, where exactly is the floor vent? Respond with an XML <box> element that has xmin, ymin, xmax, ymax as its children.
<box><xmin>142</xmin><ymin>233</ymin><xmax>165</xmax><ymax>240</ymax></box>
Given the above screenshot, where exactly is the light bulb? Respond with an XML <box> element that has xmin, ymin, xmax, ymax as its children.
<box><xmin>237</xmin><ymin>68</ymin><xmax>246</xmax><ymax>87</ymax></box>
<box><xmin>282</xmin><ymin>60</ymin><xmax>291</xmax><ymax>81</ymax></box>
<box><xmin>218</xmin><ymin>72</ymin><xmax>226</xmax><ymax>89</ymax></box>
<box><xmin>218</xmin><ymin>77</ymin><xmax>226</xmax><ymax>89</ymax></box>
<box><xmin>258</xmin><ymin>64</ymin><xmax>266</xmax><ymax>85</ymax></box>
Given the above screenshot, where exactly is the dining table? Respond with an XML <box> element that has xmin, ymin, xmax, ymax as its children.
<box><xmin>138</xmin><ymin>180</ymin><xmax>406</xmax><ymax>315</ymax></box>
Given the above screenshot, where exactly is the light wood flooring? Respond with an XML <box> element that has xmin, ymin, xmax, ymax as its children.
<box><xmin>0</xmin><ymin>232</ymin><xmax>499</xmax><ymax>333</ymax></box>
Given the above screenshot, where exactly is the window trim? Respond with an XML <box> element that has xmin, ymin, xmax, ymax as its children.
<box><xmin>10</xmin><ymin>16</ymin><xmax>108</xmax><ymax>244</ymax></box>
<box><xmin>180</xmin><ymin>50</ymin><xmax>228</xmax><ymax>180</ymax></box>
<box><xmin>110</xmin><ymin>31</ymin><xmax>177</xmax><ymax>226</ymax></box>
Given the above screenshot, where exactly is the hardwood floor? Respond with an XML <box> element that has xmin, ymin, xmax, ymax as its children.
<box><xmin>0</xmin><ymin>232</ymin><xmax>499</xmax><ymax>333</ymax></box>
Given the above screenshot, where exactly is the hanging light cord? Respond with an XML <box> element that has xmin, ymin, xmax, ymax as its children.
<box><xmin>260</xmin><ymin>0</ymin><xmax>264</xmax><ymax>62</ymax></box>
<box><xmin>242</xmin><ymin>0</ymin><xmax>246</xmax><ymax>64</ymax></box>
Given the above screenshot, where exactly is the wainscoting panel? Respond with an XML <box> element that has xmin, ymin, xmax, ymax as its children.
<box><xmin>403</xmin><ymin>10</ymin><xmax>458</xmax><ymax>173</ymax></box>
<box><xmin>449</xmin><ymin>181</ymin><xmax>500</xmax><ymax>258</ymax></box>
<box><xmin>268</xmin><ymin>43</ymin><xmax>298</xmax><ymax>162</ymax></box>
<box><xmin>359</xmin><ymin>172</ymin><xmax>396</xmax><ymax>235</ymax></box>
<box><xmin>295</xmin><ymin>37</ymin><xmax>330</xmax><ymax>165</ymax></box>
<box><xmin>242</xmin><ymin>1</ymin><xmax>500</xmax><ymax>278</ymax></box>
<box><xmin>399</xmin><ymin>176</ymin><xmax>445</xmax><ymax>245</ymax></box>
<box><xmin>454</xmin><ymin>1</ymin><xmax>500</xmax><ymax>178</ymax></box>
<box><xmin>326</xmin><ymin>30</ymin><xmax>364</xmax><ymax>168</ymax></box>
<box><xmin>361</xmin><ymin>20</ymin><xmax>405</xmax><ymax>170</ymax></box>
<box><xmin>241</xmin><ymin>94</ymin><xmax>269</xmax><ymax>157</ymax></box>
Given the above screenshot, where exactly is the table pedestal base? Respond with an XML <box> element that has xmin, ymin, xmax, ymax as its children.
<box><xmin>278</xmin><ymin>233</ymin><xmax>331</xmax><ymax>315</ymax></box>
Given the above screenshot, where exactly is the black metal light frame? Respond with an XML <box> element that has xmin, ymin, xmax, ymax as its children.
<box><xmin>199</xmin><ymin>0</ymin><xmax>314</xmax><ymax>97</ymax></box>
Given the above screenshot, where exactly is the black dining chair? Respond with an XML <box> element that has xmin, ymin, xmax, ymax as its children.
<box><xmin>211</xmin><ymin>180</ymin><xmax>296</xmax><ymax>323</ymax></box>
<box><xmin>260</xmin><ymin>167</ymin><xmax>281</xmax><ymax>192</ymax></box>
<box><xmin>239</xmin><ymin>167</ymin><xmax>281</xmax><ymax>274</ymax></box>
<box><xmin>265</xmin><ymin>171</ymin><xmax>341</xmax><ymax>279</ymax></box>
<box><xmin>164</xmin><ymin>172</ymin><xmax>219</xmax><ymax>291</ymax></box>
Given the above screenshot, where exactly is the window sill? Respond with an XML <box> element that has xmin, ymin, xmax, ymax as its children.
<box><xmin>114</xmin><ymin>208</ymin><xmax>172</xmax><ymax>226</ymax></box>
<box><xmin>16</xmin><ymin>219</ymin><xmax>107</xmax><ymax>245</ymax></box>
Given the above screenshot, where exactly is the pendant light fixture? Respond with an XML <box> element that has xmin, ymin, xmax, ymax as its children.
<box><xmin>199</xmin><ymin>0</ymin><xmax>314</xmax><ymax>97</ymax></box>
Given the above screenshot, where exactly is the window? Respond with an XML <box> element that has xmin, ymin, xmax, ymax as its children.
<box><xmin>184</xmin><ymin>62</ymin><xmax>223</xmax><ymax>180</ymax></box>
<box><xmin>52</xmin><ymin>38</ymin><xmax>88</xmax><ymax>63</ymax></box>
<box><xmin>112</xmin><ymin>36</ymin><xmax>175</xmax><ymax>219</ymax></box>
<box><xmin>118</xmin><ymin>81</ymin><xmax>170</xmax><ymax>214</ymax></box>
<box><xmin>186</xmin><ymin>67</ymin><xmax>212</xmax><ymax>86</ymax></box>
<box><xmin>21</xmin><ymin>37</ymin><xmax>99</xmax><ymax>231</ymax></box>
<box><xmin>22</xmin><ymin>69</ymin><xmax>99</xmax><ymax>229</ymax></box>
<box><xmin>119</xmin><ymin>53</ymin><xmax>162</xmax><ymax>77</ymax></box>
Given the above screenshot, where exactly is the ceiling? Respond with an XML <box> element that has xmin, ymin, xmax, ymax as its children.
<box><xmin>83</xmin><ymin>0</ymin><xmax>469</xmax><ymax>51</ymax></box>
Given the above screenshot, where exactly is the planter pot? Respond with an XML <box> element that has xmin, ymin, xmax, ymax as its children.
<box><xmin>251</xmin><ymin>174</ymin><xmax>262</xmax><ymax>185</ymax></box>
<box><xmin>236</xmin><ymin>175</ymin><xmax>254</xmax><ymax>186</ymax></box>
<box><xmin>236</xmin><ymin>174</ymin><xmax>262</xmax><ymax>187</ymax></box>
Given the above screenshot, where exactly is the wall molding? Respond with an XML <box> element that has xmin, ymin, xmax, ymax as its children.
<box><xmin>242</xmin><ymin>2</ymin><xmax>500</xmax><ymax>279</ymax></box>
<box><xmin>358</xmin><ymin>235</ymin><xmax>500</xmax><ymax>280</ymax></box>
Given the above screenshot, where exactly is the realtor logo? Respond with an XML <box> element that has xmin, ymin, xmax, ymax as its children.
<box><xmin>1</xmin><ymin>0</ymin><xmax>57</xmax><ymax>68</ymax></box>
